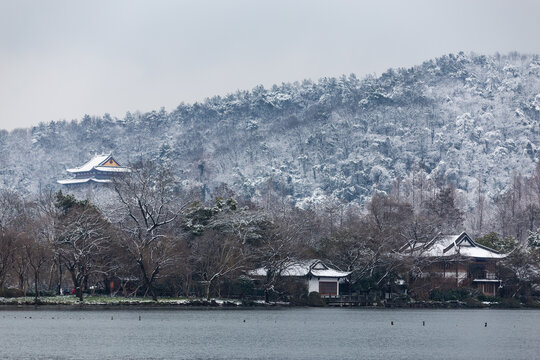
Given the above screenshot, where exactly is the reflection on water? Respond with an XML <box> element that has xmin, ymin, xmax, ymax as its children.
<box><xmin>0</xmin><ymin>308</ymin><xmax>538</xmax><ymax>359</ymax></box>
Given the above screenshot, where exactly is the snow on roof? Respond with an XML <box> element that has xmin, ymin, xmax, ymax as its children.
<box><xmin>57</xmin><ymin>178</ymin><xmax>112</xmax><ymax>185</ymax></box>
<box><xmin>67</xmin><ymin>154</ymin><xmax>111</xmax><ymax>173</ymax></box>
<box><xmin>66</xmin><ymin>154</ymin><xmax>129</xmax><ymax>173</ymax></box>
<box><xmin>408</xmin><ymin>232</ymin><xmax>506</xmax><ymax>259</ymax></box>
<box><xmin>438</xmin><ymin>243</ymin><xmax>506</xmax><ymax>259</ymax></box>
<box><xmin>248</xmin><ymin>259</ymin><xmax>351</xmax><ymax>278</ymax></box>
<box><xmin>311</xmin><ymin>268</ymin><xmax>351</xmax><ymax>277</ymax></box>
<box><xmin>248</xmin><ymin>268</ymin><xmax>268</xmax><ymax>277</ymax></box>
<box><xmin>94</xmin><ymin>166</ymin><xmax>131</xmax><ymax>173</ymax></box>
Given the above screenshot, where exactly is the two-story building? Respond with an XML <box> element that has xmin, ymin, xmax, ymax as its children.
<box><xmin>401</xmin><ymin>232</ymin><xmax>507</xmax><ymax>296</ymax></box>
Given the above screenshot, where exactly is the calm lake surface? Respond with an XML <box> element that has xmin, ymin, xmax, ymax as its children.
<box><xmin>0</xmin><ymin>308</ymin><xmax>538</xmax><ymax>359</ymax></box>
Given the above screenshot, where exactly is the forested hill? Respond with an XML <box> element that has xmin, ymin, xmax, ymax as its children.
<box><xmin>1</xmin><ymin>52</ymin><xmax>540</xmax><ymax>208</ymax></box>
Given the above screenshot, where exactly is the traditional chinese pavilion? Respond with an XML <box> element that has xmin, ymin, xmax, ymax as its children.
<box><xmin>249</xmin><ymin>259</ymin><xmax>351</xmax><ymax>297</ymax></box>
<box><xmin>57</xmin><ymin>154</ymin><xmax>130</xmax><ymax>186</ymax></box>
<box><xmin>402</xmin><ymin>232</ymin><xmax>507</xmax><ymax>296</ymax></box>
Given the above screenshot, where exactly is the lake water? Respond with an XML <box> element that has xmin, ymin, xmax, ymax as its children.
<box><xmin>0</xmin><ymin>307</ymin><xmax>538</xmax><ymax>359</ymax></box>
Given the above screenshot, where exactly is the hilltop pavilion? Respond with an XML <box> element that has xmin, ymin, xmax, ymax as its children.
<box><xmin>57</xmin><ymin>154</ymin><xmax>130</xmax><ymax>186</ymax></box>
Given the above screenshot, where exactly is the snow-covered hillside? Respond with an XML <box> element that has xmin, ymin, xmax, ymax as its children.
<box><xmin>1</xmin><ymin>52</ymin><xmax>539</xmax><ymax>208</ymax></box>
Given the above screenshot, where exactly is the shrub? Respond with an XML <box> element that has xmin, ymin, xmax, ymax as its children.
<box><xmin>307</xmin><ymin>292</ymin><xmax>325</xmax><ymax>307</ymax></box>
<box><xmin>429</xmin><ymin>288</ymin><xmax>472</xmax><ymax>301</ymax></box>
<box><xmin>492</xmin><ymin>298</ymin><xmax>522</xmax><ymax>308</ymax></box>
<box><xmin>0</xmin><ymin>287</ymin><xmax>24</xmax><ymax>298</ymax></box>
<box><xmin>279</xmin><ymin>278</ymin><xmax>308</xmax><ymax>304</ymax></box>
<box><xmin>477</xmin><ymin>294</ymin><xmax>500</xmax><ymax>302</ymax></box>
<box><xmin>524</xmin><ymin>298</ymin><xmax>540</xmax><ymax>308</ymax></box>
<box><xmin>464</xmin><ymin>298</ymin><xmax>486</xmax><ymax>308</ymax></box>
<box><xmin>231</xmin><ymin>276</ymin><xmax>254</xmax><ymax>299</ymax></box>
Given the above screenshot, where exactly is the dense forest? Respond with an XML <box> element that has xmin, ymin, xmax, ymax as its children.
<box><xmin>1</xmin><ymin>53</ymin><xmax>539</xmax><ymax>215</ymax></box>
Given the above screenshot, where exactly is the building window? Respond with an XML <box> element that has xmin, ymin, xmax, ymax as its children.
<box><xmin>319</xmin><ymin>281</ymin><xmax>337</xmax><ymax>295</ymax></box>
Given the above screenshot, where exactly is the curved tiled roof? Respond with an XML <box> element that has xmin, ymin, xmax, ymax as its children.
<box><xmin>66</xmin><ymin>154</ymin><xmax>130</xmax><ymax>173</ymax></box>
<box><xmin>248</xmin><ymin>259</ymin><xmax>351</xmax><ymax>278</ymax></box>
<box><xmin>405</xmin><ymin>232</ymin><xmax>506</xmax><ymax>259</ymax></box>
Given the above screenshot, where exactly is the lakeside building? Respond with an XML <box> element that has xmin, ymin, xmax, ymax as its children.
<box><xmin>249</xmin><ymin>259</ymin><xmax>351</xmax><ymax>297</ymax></box>
<box><xmin>57</xmin><ymin>154</ymin><xmax>130</xmax><ymax>186</ymax></box>
<box><xmin>401</xmin><ymin>232</ymin><xmax>507</xmax><ymax>296</ymax></box>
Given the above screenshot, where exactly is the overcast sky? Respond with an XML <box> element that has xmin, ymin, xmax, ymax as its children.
<box><xmin>1</xmin><ymin>0</ymin><xmax>539</xmax><ymax>131</ymax></box>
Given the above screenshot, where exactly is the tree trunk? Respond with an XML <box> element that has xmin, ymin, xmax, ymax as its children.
<box><xmin>46</xmin><ymin>262</ymin><xmax>55</xmax><ymax>293</ymax></box>
<box><xmin>34</xmin><ymin>271</ymin><xmax>40</xmax><ymax>304</ymax></box>
<box><xmin>138</xmin><ymin>260</ymin><xmax>158</xmax><ymax>302</ymax></box>
<box><xmin>18</xmin><ymin>274</ymin><xmax>24</xmax><ymax>293</ymax></box>
<box><xmin>205</xmin><ymin>282</ymin><xmax>211</xmax><ymax>301</ymax></box>
<box><xmin>57</xmin><ymin>259</ymin><xmax>63</xmax><ymax>295</ymax></box>
<box><xmin>264</xmin><ymin>273</ymin><xmax>272</xmax><ymax>303</ymax></box>
<box><xmin>69</xmin><ymin>270</ymin><xmax>83</xmax><ymax>302</ymax></box>
<box><xmin>18</xmin><ymin>274</ymin><xmax>27</xmax><ymax>297</ymax></box>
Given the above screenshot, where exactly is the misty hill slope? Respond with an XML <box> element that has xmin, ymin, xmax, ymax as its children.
<box><xmin>1</xmin><ymin>52</ymin><xmax>539</xmax><ymax>207</ymax></box>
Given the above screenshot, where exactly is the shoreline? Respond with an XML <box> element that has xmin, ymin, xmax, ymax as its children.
<box><xmin>0</xmin><ymin>296</ymin><xmax>538</xmax><ymax>310</ymax></box>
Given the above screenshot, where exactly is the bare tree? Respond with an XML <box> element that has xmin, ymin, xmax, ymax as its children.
<box><xmin>25</xmin><ymin>229</ymin><xmax>52</xmax><ymax>303</ymax></box>
<box><xmin>35</xmin><ymin>190</ymin><xmax>64</xmax><ymax>294</ymax></box>
<box><xmin>254</xmin><ymin>208</ymin><xmax>311</xmax><ymax>302</ymax></box>
<box><xmin>469</xmin><ymin>176</ymin><xmax>486</xmax><ymax>238</ymax></box>
<box><xmin>0</xmin><ymin>190</ymin><xmax>25</xmax><ymax>232</ymax></box>
<box><xmin>54</xmin><ymin>192</ymin><xmax>111</xmax><ymax>301</ymax></box>
<box><xmin>321</xmin><ymin>215</ymin><xmax>379</xmax><ymax>276</ymax></box>
<box><xmin>0</xmin><ymin>230</ymin><xmax>16</xmax><ymax>290</ymax></box>
<box><xmin>191</xmin><ymin>229</ymin><xmax>246</xmax><ymax>300</ymax></box>
<box><xmin>336</xmin><ymin>193</ymin><xmax>426</xmax><ymax>292</ymax></box>
<box><xmin>112</xmin><ymin>160</ymin><xmax>188</xmax><ymax>301</ymax></box>
<box><xmin>11</xmin><ymin>238</ymin><xmax>29</xmax><ymax>295</ymax></box>
<box><xmin>0</xmin><ymin>190</ymin><xmax>26</xmax><ymax>291</ymax></box>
